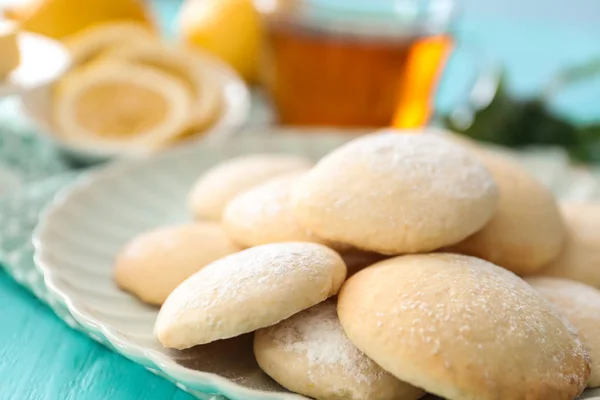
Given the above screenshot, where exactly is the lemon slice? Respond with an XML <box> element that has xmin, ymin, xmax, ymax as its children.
<box><xmin>0</xmin><ymin>21</ymin><xmax>20</xmax><ymax>78</ymax></box>
<box><xmin>101</xmin><ymin>41</ymin><xmax>222</xmax><ymax>133</ymax></box>
<box><xmin>53</xmin><ymin>60</ymin><xmax>193</xmax><ymax>154</ymax></box>
<box><xmin>64</xmin><ymin>21</ymin><xmax>156</xmax><ymax>65</ymax></box>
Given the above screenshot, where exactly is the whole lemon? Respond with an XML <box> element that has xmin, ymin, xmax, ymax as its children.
<box><xmin>178</xmin><ymin>0</ymin><xmax>262</xmax><ymax>83</ymax></box>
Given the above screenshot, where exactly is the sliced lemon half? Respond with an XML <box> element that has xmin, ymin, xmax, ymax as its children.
<box><xmin>101</xmin><ymin>41</ymin><xmax>222</xmax><ymax>133</ymax></box>
<box><xmin>53</xmin><ymin>60</ymin><xmax>193</xmax><ymax>154</ymax></box>
<box><xmin>64</xmin><ymin>21</ymin><xmax>156</xmax><ymax>65</ymax></box>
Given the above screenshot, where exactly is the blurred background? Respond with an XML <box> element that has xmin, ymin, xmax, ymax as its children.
<box><xmin>449</xmin><ymin>0</ymin><xmax>600</xmax><ymax>121</ymax></box>
<box><xmin>0</xmin><ymin>0</ymin><xmax>599</xmax><ymax>172</ymax></box>
<box><xmin>156</xmin><ymin>0</ymin><xmax>600</xmax><ymax>124</ymax></box>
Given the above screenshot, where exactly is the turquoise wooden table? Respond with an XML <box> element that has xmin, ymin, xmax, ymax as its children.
<box><xmin>0</xmin><ymin>270</ymin><xmax>195</xmax><ymax>400</ymax></box>
<box><xmin>1</xmin><ymin>1</ymin><xmax>600</xmax><ymax>399</ymax></box>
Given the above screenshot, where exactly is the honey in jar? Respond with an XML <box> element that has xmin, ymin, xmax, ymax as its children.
<box><xmin>255</xmin><ymin>0</ymin><xmax>456</xmax><ymax>128</ymax></box>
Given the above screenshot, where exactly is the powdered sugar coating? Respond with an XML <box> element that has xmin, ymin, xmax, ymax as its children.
<box><xmin>254</xmin><ymin>300</ymin><xmax>424</xmax><ymax>400</ymax></box>
<box><xmin>114</xmin><ymin>222</ymin><xmax>241</xmax><ymax>305</ymax></box>
<box><xmin>272</xmin><ymin>301</ymin><xmax>380</xmax><ymax>383</ymax></box>
<box><xmin>527</xmin><ymin>276</ymin><xmax>600</xmax><ymax>387</ymax></box>
<box><xmin>155</xmin><ymin>242</ymin><xmax>347</xmax><ymax>349</ymax></box>
<box><xmin>354</xmin><ymin>133</ymin><xmax>495</xmax><ymax>200</ymax></box>
<box><xmin>292</xmin><ymin>132</ymin><xmax>499</xmax><ymax>254</ymax></box>
<box><xmin>188</xmin><ymin>153</ymin><xmax>312</xmax><ymax>220</ymax></box>
<box><xmin>223</xmin><ymin>173</ymin><xmax>331</xmax><ymax>247</ymax></box>
<box><xmin>338</xmin><ymin>253</ymin><xmax>591</xmax><ymax>400</ymax></box>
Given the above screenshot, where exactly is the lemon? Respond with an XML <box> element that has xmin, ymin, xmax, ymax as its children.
<box><xmin>101</xmin><ymin>41</ymin><xmax>222</xmax><ymax>132</ymax></box>
<box><xmin>53</xmin><ymin>60</ymin><xmax>193</xmax><ymax>154</ymax></box>
<box><xmin>64</xmin><ymin>21</ymin><xmax>156</xmax><ymax>65</ymax></box>
<box><xmin>177</xmin><ymin>0</ymin><xmax>262</xmax><ymax>82</ymax></box>
<box><xmin>3</xmin><ymin>0</ymin><xmax>155</xmax><ymax>40</ymax></box>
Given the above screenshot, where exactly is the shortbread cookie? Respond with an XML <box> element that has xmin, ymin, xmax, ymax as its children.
<box><xmin>222</xmin><ymin>172</ymin><xmax>332</xmax><ymax>247</ymax></box>
<box><xmin>114</xmin><ymin>223</ymin><xmax>241</xmax><ymax>305</ymax></box>
<box><xmin>292</xmin><ymin>132</ymin><xmax>498</xmax><ymax>254</ymax></box>
<box><xmin>254</xmin><ymin>300</ymin><xmax>424</xmax><ymax>400</ymax></box>
<box><xmin>155</xmin><ymin>242</ymin><xmax>347</xmax><ymax>349</ymax></box>
<box><xmin>447</xmin><ymin>150</ymin><xmax>565</xmax><ymax>275</ymax></box>
<box><xmin>188</xmin><ymin>154</ymin><xmax>312</xmax><ymax>220</ymax></box>
<box><xmin>539</xmin><ymin>202</ymin><xmax>600</xmax><ymax>287</ymax></box>
<box><xmin>527</xmin><ymin>276</ymin><xmax>600</xmax><ymax>387</ymax></box>
<box><xmin>338</xmin><ymin>253</ymin><xmax>590</xmax><ymax>400</ymax></box>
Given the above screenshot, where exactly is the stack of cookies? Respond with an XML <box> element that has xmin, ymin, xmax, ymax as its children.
<box><xmin>114</xmin><ymin>130</ymin><xmax>600</xmax><ymax>400</ymax></box>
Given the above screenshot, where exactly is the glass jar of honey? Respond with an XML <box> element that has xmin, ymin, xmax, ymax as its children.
<box><xmin>254</xmin><ymin>0</ymin><xmax>457</xmax><ymax>128</ymax></box>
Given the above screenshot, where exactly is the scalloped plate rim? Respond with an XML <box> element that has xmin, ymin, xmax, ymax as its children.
<box><xmin>32</xmin><ymin>133</ymin><xmax>351</xmax><ymax>400</ymax></box>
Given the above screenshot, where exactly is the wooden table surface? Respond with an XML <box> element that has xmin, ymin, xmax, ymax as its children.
<box><xmin>1</xmin><ymin>1</ymin><xmax>600</xmax><ymax>399</ymax></box>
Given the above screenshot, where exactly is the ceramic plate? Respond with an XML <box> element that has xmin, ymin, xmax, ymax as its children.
<box><xmin>0</xmin><ymin>32</ymin><xmax>71</xmax><ymax>98</ymax></box>
<box><xmin>33</xmin><ymin>131</ymin><xmax>600</xmax><ymax>400</ymax></box>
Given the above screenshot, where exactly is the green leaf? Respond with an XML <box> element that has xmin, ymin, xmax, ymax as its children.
<box><xmin>569</xmin><ymin>124</ymin><xmax>600</xmax><ymax>163</ymax></box>
<box><xmin>443</xmin><ymin>70</ymin><xmax>599</xmax><ymax>163</ymax></box>
<box><xmin>543</xmin><ymin>57</ymin><xmax>600</xmax><ymax>99</ymax></box>
<box><xmin>444</xmin><ymin>77</ymin><xmax>522</xmax><ymax>146</ymax></box>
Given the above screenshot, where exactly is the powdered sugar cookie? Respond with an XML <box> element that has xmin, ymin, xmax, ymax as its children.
<box><xmin>292</xmin><ymin>132</ymin><xmax>498</xmax><ymax>254</ymax></box>
<box><xmin>222</xmin><ymin>172</ymin><xmax>333</xmax><ymax>248</ymax></box>
<box><xmin>114</xmin><ymin>223</ymin><xmax>241</xmax><ymax>305</ymax></box>
<box><xmin>338</xmin><ymin>253</ymin><xmax>590</xmax><ymax>400</ymax></box>
<box><xmin>539</xmin><ymin>202</ymin><xmax>600</xmax><ymax>287</ymax></box>
<box><xmin>254</xmin><ymin>300</ymin><xmax>424</xmax><ymax>400</ymax></box>
<box><xmin>447</xmin><ymin>150</ymin><xmax>566</xmax><ymax>275</ymax></box>
<box><xmin>527</xmin><ymin>276</ymin><xmax>600</xmax><ymax>387</ymax></box>
<box><xmin>155</xmin><ymin>242</ymin><xmax>347</xmax><ymax>349</ymax></box>
<box><xmin>189</xmin><ymin>154</ymin><xmax>312</xmax><ymax>221</ymax></box>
